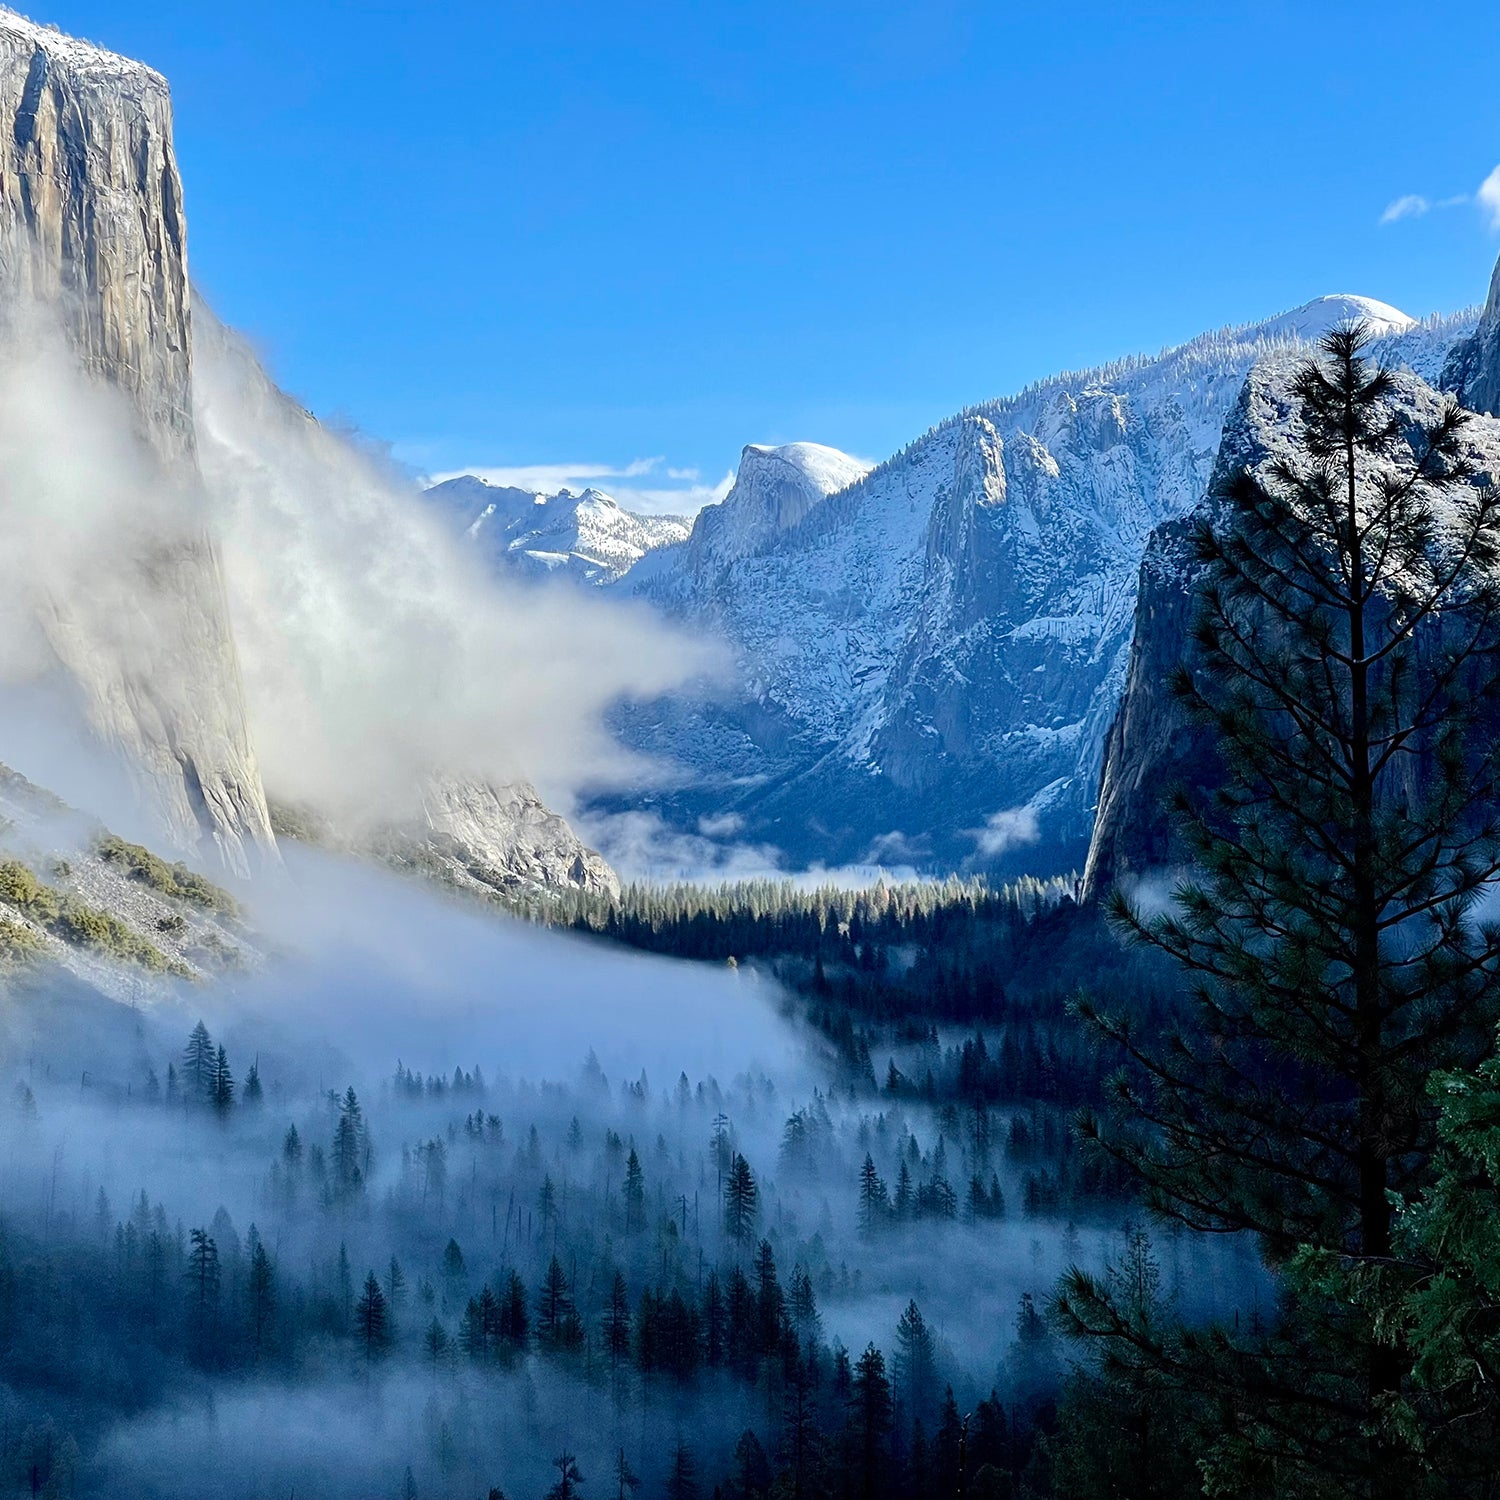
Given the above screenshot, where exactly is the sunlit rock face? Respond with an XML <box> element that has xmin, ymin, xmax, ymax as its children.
<box><xmin>0</xmin><ymin>10</ymin><xmax>192</xmax><ymax>458</ymax></box>
<box><xmin>0</xmin><ymin>11</ymin><xmax>275</xmax><ymax>874</ymax></box>
<box><xmin>1083</xmin><ymin>357</ymin><xmax>1500</xmax><ymax>900</ymax></box>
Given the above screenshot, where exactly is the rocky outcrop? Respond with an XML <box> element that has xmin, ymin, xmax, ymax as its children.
<box><xmin>1442</xmin><ymin>250</ymin><xmax>1500</xmax><ymax>418</ymax></box>
<box><xmin>382</xmin><ymin>777</ymin><xmax>620</xmax><ymax>903</ymax></box>
<box><xmin>1082</xmin><ymin>357</ymin><xmax>1500</xmax><ymax>900</ymax></box>
<box><xmin>676</xmin><ymin>443</ymin><xmax>872</xmax><ymax>576</ymax></box>
<box><xmin>0</xmin><ymin>11</ymin><xmax>275</xmax><ymax>874</ymax></box>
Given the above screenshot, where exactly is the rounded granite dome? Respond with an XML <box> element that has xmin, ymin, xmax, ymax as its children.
<box><xmin>1256</xmin><ymin>294</ymin><xmax>1416</xmax><ymax>344</ymax></box>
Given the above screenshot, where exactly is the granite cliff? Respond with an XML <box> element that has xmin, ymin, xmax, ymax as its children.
<box><xmin>0</xmin><ymin>10</ymin><xmax>274</xmax><ymax>873</ymax></box>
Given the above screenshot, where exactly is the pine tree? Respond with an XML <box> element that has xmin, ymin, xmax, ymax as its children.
<box><xmin>894</xmin><ymin>1300</ymin><xmax>937</xmax><ymax>1423</ymax></box>
<box><xmin>612</xmin><ymin>1447</ymin><xmax>640</xmax><ymax>1500</ymax></box>
<box><xmin>1071</xmin><ymin>324</ymin><xmax>1500</xmax><ymax>1496</ymax></box>
<box><xmin>425</xmin><ymin>1318</ymin><xmax>449</xmax><ymax>1370</ymax></box>
<box><xmin>546</xmin><ymin>1453</ymin><xmax>583</xmax><ymax>1500</ymax></box>
<box><xmin>186</xmin><ymin>1226</ymin><xmax>220</xmax><ymax>1310</ymax></box>
<box><xmin>386</xmin><ymin>1255</ymin><xmax>407</xmax><ymax>1326</ymax></box>
<box><xmin>602</xmin><ymin>1271</ymin><xmax>632</xmax><ymax>1369</ymax></box>
<box><xmin>242</xmin><ymin>1060</ymin><xmax>263</xmax><ymax>1107</ymax></box>
<box><xmin>332</xmin><ymin>1087</ymin><xmax>366</xmax><ymax>1197</ymax></box>
<box><xmin>246</xmin><ymin>1228</ymin><xmax>274</xmax><ymax>1359</ymax></box>
<box><xmin>537</xmin><ymin>1255</ymin><xmax>573</xmax><ymax>1347</ymax></box>
<box><xmin>858</xmin><ymin>1155</ymin><xmax>888</xmax><ymax>1238</ymax></box>
<box><xmin>211</xmin><ymin>1045</ymin><xmax>234</xmax><ymax>1118</ymax></box>
<box><xmin>723</xmin><ymin>1153</ymin><xmax>758</xmax><ymax>1245</ymax></box>
<box><xmin>355</xmin><ymin>1270</ymin><xmax>389</xmax><ymax>1357</ymax></box>
<box><xmin>847</xmin><ymin>1344</ymin><xmax>894</xmax><ymax>1500</ymax></box>
<box><xmin>731</xmin><ymin>1430</ymin><xmax>771</xmax><ymax>1500</ymax></box>
<box><xmin>186</xmin><ymin>1226</ymin><xmax>221</xmax><ymax>1360</ymax></box>
<box><xmin>665</xmin><ymin>1441</ymin><xmax>698</xmax><ymax>1500</ymax></box>
<box><xmin>622</xmin><ymin>1148</ymin><xmax>645</xmax><ymax>1231</ymax></box>
<box><xmin>500</xmin><ymin>1269</ymin><xmax>530</xmax><ymax>1350</ymax></box>
<box><xmin>183</xmin><ymin>1021</ymin><xmax>215</xmax><ymax>1104</ymax></box>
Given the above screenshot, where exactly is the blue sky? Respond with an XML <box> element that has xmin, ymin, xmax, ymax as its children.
<box><xmin>51</xmin><ymin>0</ymin><xmax>1500</xmax><ymax>511</ymax></box>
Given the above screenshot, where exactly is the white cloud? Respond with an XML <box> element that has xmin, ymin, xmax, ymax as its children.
<box><xmin>1379</xmin><ymin>193</ymin><xmax>1430</xmax><ymax>225</ymax></box>
<box><xmin>862</xmin><ymin>829</ymin><xmax>929</xmax><ymax>865</ymax></box>
<box><xmin>1378</xmin><ymin>166</ymin><xmax>1500</xmax><ymax>231</ymax></box>
<box><xmin>192</xmin><ymin>317</ymin><xmax>716</xmax><ymax>825</ymax></box>
<box><xmin>426</xmin><ymin>457</ymin><xmax>660</xmax><ymax>491</ymax></box>
<box><xmin>697</xmin><ymin>811</ymin><xmax>745</xmax><ymax>838</ymax></box>
<box><xmin>969</xmin><ymin>805</ymin><xmax>1040</xmax><ymax>857</ymax></box>
<box><xmin>1479</xmin><ymin>165</ymin><xmax>1500</xmax><ymax>232</ymax></box>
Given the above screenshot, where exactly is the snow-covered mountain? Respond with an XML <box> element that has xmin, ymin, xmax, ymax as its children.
<box><xmin>427</xmin><ymin>475</ymin><xmax>691</xmax><ymax>585</ymax></box>
<box><xmin>600</xmin><ymin>296</ymin><xmax>1474</xmax><ymax>876</ymax></box>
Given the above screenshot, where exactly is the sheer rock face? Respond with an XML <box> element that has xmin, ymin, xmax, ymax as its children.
<box><xmin>0</xmin><ymin>12</ymin><xmax>275</xmax><ymax>874</ymax></box>
<box><xmin>1082</xmin><ymin>359</ymin><xmax>1500</xmax><ymax>901</ymax></box>
<box><xmin>1442</xmin><ymin>251</ymin><xmax>1500</xmax><ymax>419</ymax></box>
<box><xmin>0</xmin><ymin>11</ymin><xmax>192</xmax><ymax>459</ymax></box>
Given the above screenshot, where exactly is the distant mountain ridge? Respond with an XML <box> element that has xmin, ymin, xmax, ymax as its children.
<box><xmin>426</xmin><ymin>475</ymin><xmax>691</xmax><ymax>585</ymax></box>
<box><xmin>582</xmin><ymin>296</ymin><xmax>1476</xmax><ymax>877</ymax></box>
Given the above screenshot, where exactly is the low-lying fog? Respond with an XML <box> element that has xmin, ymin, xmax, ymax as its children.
<box><xmin>0</xmin><ymin>847</ymin><xmax>1262</xmax><ymax>1500</ymax></box>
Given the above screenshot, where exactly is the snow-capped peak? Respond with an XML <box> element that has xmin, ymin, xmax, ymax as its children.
<box><xmin>1254</xmin><ymin>294</ymin><xmax>1416</xmax><ymax>344</ymax></box>
<box><xmin>671</xmin><ymin>441</ymin><xmax>872</xmax><ymax>572</ymax></box>
<box><xmin>0</xmin><ymin>7</ymin><xmax>167</xmax><ymax>89</ymax></box>
<box><xmin>737</xmin><ymin>441</ymin><xmax>873</xmax><ymax>500</ymax></box>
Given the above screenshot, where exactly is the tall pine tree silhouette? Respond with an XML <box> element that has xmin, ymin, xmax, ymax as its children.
<box><xmin>1069</xmin><ymin>324</ymin><xmax>1500</xmax><ymax>1495</ymax></box>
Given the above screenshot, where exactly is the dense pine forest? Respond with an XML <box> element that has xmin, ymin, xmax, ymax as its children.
<box><xmin>0</xmin><ymin>990</ymin><xmax>1252</xmax><ymax>1500</ymax></box>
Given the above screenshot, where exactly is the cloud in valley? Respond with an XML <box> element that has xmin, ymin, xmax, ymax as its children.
<box><xmin>969</xmin><ymin>805</ymin><xmax>1041</xmax><ymax>858</ymax></box>
<box><xmin>191</xmin><ymin>308</ymin><xmax>719</xmax><ymax>828</ymax></box>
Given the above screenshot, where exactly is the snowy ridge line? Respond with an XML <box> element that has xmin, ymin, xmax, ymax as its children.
<box><xmin>832</xmin><ymin>305</ymin><xmax>1480</xmax><ymax>511</ymax></box>
<box><xmin>0</xmin><ymin>7</ymin><xmax>169</xmax><ymax>88</ymax></box>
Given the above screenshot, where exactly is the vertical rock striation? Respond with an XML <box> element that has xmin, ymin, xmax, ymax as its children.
<box><xmin>0</xmin><ymin>11</ymin><xmax>274</xmax><ymax>872</ymax></box>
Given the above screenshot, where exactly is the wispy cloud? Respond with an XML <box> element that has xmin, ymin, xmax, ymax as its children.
<box><xmin>424</xmin><ymin>457</ymin><xmax>735</xmax><ymax>515</ymax></box>
<box><xmin>1379</xmin><ymin>193</ymin><xmax>1432</xmax><ymax>225</ymax></box>
<box><xmin>1379</xmin><ymin>166</ymin><xmax>1500</xmax><ymax>229</ymax></box>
